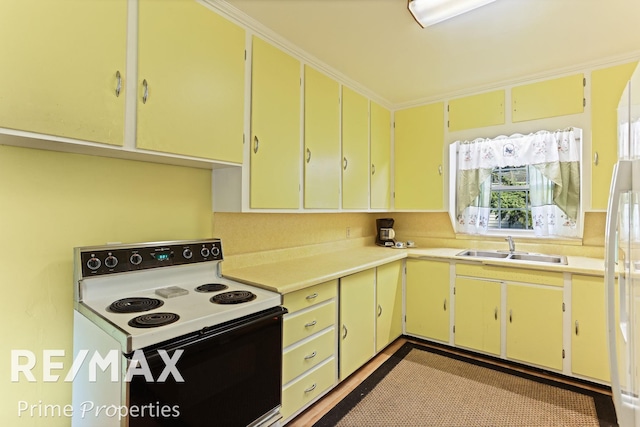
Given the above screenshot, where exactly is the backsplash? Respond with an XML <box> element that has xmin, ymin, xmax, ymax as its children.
<box><xmin>213</xmin><ymin>211</ymin><xmax>605</xmax><ymax>259</ymax></box>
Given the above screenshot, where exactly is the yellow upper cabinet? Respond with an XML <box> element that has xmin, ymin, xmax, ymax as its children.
<box><xmin>304</xmin><ymin>66</ymin><xmax>340</xmax><ymax>209</ymax></box>
<box><xmin>370</xmin><ymin>102</ymin><xmax>391</xmax><ymax>210</ymax></box>
<box><xmin>137</xmin><ymin>0</ymin><xmax>245</xmax><ymax>162</ymax></box>
<box><xmin>342</xmin><ymin>87</ymin><xmax>370</xmax><ymax>210</ymax></box>
<box><xmin>512</xmin><ymin>74</ymin><xmax>584</xmax><ymax>122</ymax></box>
<box><xmin>591</xmin><ymin>62</ymin><xmax>637</xmax><ymax>210</ymax></box>
<box><xmin>394</xmin><ymin>102</ymin><xmax>445</xmax><ymax>210</ymax></box>
<box><xmin>448</xmin><ymin>90</ymin><xmax>505</xmax><ymax>131</ymax></box>
<box><xmin>250</xmin><ymin>37</ymin><xmax>301</xmax><ymax>209</ymax></box>
<box><xmin>0</xmin><ymin>0</ymin><xmax>127</xmax><ymax>145</ymax></box>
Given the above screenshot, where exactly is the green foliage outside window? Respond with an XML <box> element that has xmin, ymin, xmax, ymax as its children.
<box><xmin>490</xmin><ymin>167</ymin><xmax>532</xmax><ymax>229</ymax></box>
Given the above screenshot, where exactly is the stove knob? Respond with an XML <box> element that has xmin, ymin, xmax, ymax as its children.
<box><xmin>87</xmin><ymin>257</ymin><xmax>101</xmax><ymax>270</ymax></box>
<box><xmin>105</xmin><ymin>255</ymin><xmax>118</xmax><ymax>269</ymax></box>
<box><xmin>211</xmin><ymin>246</ymin><xmax>220</xmax><ymax>257</ymax></box>
<box><xmin>200</xmin><ymin>247</ymin><xmax>210</xmax><ymax>258</ymax></box>
<box><xmin>130</xmin><ymin>253</ymin><xmax>143</xmax><ymax>266</ymax></box>
<box><xmin>182</xmin><ymin>248</ymin><xmax>193</xmax><ymax>259</ymax></box>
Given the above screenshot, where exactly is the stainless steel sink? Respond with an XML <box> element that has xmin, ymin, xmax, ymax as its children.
<box><xmin>456</xmin><ymin>249</ymin><xmax>567</xmax><ymax>265</ymax></box>
<box><xmin>508</xmin><ymin>253</ymin><xmax>567</xmax><ymax>264</ymax></box>
<box><xmin>456</xmin><ymin>249</ymin><xmax>510</xmax><ymax>259</ymax></box>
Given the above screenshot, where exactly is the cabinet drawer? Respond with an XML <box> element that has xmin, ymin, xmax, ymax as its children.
<box><xmin>283</xmin><ymin>280</ymin><xmax>337</xmax><ymax>314</ymax></box>
<box><xmin>456</xmin><ymin>263</ymin><xmax>563</xmax><ymax>287</ymax></box>
<box><xmin>283</xmin><ymin>328</ymin><xmax>335</xmax><ymax>384</ymax></box>
<box><xmin>281</xmin><ymin>358</ymin><xmax>336</xmax><ymax>421</ymax></box>
<box><xmin>283</xmin><ymin>301</ymin><xmax>336</xmax><ymax>348</ymax></box>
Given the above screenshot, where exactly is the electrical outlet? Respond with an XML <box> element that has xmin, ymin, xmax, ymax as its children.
<box><xmin>346</xmin><ymin>227</ymin><xmax>351</xmax><ymax>238</ymax></box>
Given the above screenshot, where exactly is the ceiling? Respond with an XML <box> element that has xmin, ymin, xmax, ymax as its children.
<box><xmin>221</xmin><ymin>0</ymin><xmax>640</xmax><ymax>107</ymax></box>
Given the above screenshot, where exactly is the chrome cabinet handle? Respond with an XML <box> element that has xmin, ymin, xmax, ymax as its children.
<box><xmin>142</xmin><ymin>79</ymin><xmax>149</xmax><ymax>104</ymax></box>
<box><xmin>342</xmin><ymin>324</ymin><xmax>348</xmax><ymax>339</ymax></box>
<box><xmin>343</xmin><ymin>157</ymin><xmax>348</xmax><ymax>170</ymax></box>
<box><xmin>377</xmin><ymin>304</ymin><xmax>382</xmax><ymax>317</ymax></box>
<box><xmin>115</xmin><ymin>71</ymin><xmax>122</xmax><ymax>97</ymax></box>
<box><xmin>253</xmin><ymin>136</ymin><xmax>259</xmax><ymax>154</ymax></box>
<box><xmin>304</xmin><ymin>351</ymin><xmax>317</xmax><ymax>360</ymax></box>
<box><xmin>443</xmin><ymin>299</ymin><xmax>447</xmax><ymax>311</ymax></box>
<box><xmin>306</xmin><ymin>148</ymin><xmax>311</xmax><ymax>163</ymax></box>
<box><xmin>304</xmin><ymin>383</ymin><xmax>317</xmax><ymax>393</ymax></box>
<box><xmin>438</xmin><ymin>164</ymin><xmax>443</xmax><ymax>175</ymax></box>
<box><xmin>371</xmin><ymin>164</ymin><xmax>376</xmax><ymax>175</ymax></box>
<box><xmin>594</xmin><ymin>152</ymin><xmax>599</xmax><ymax>166</ymax></box>
<box><xmin>494</xmin><ymin>307</ymin><xmax>498</xmax><ymax>320</ymax></box>
<box><xmin>304</xmin><ymin>320</ymin><xmax>317</xmax><ymax>328</ymax></box>
<box><xmin>305</xmin><ymin>293</ymin><xmax>318</xmax><ymax>300</ymax></box>
<box><xmin>575</xmin><ymin>320</ymin><xmax>579</xmax><ymax>335</ymax></box>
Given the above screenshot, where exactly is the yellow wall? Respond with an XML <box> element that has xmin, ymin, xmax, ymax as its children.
<box><xmin>213</xmin><ymin>212</ymin><xmax>375</xmax><ymax>255</ymax></box>
<box><xmin>0</xmin><ymin>146</ymin><xmax>212</xmax><ymax>426</ymax></box>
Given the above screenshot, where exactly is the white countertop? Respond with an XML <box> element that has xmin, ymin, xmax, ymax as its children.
<box><xmin>223</xmin><ymin>245</ymin><xmax>605</xmax><ymax>294</ymax></box>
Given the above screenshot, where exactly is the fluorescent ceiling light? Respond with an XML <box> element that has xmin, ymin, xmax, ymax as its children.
<box><xmin>408</xmin><ymin>0</ymin><xmax>496</xmax><ymax>28</ymax></box>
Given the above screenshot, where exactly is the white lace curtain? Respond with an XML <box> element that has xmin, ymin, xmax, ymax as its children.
<box><xmin>456</xmin><ymin>129</ymin><xmax>581</xmax><ymax>237</ymax></box>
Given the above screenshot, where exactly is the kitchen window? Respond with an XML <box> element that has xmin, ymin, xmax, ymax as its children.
<box><xmin>452</xmin><ymin>128</ymin><xmax>582</xmax><ymax>238</ymax></box>
<box><xmin>489</xmin><ymin>166</ymin><xmax>532</xmax><ymax>230</ymax></box>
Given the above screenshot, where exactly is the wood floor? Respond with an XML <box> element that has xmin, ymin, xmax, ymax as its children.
<box><xmin>285</xmin><ymin>337</ymin><xmax>612</xmax><ymax>427</ymax></box>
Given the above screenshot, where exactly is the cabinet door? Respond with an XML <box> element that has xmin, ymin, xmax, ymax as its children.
<box><xmin>506</xmin><ymin>283</ymin><xmax>563</xmax><ymax>370</ymax></box>
<box><xmin>394</xmin><ymin>103</ymin><xmax>444</xmax><ymax>210</ymax></box>
<box><xmin>591</xmin><ymin>63</ymin><xmax>637</xmax><ymax>209</ymax></box>
<box><xmin>340</xmin><ymin>269</ymin><xmax>375</xmax><ymax>380</ymax></box>
<box><xmin>0</xmin><ymin>0</ymin><xmax>126</xmax><ymax>145</ymax></box>
<box><xmin>571</xmin><ymin>275</ymin><xmax>610</xmax><ymax>382</ymax></box>
<box><xmin>405</xmin><ymin>259</ymin><xmax>450</xmax><ymax>342</ymax></box>
<box><xmin>376</xmin><ymin>261</ymin><xmax>403</xmax><ymax>352</ymax></box>
<box><xmin>304</xmin><ymin>66</ymin><xmax>340</xmax><ymax>209</ymax></box>
<box><xmin>250</xmin><ymin>37</ymin><xmax>301</xmax><ymax>209</ymax></box>
<box><xmin>511</xmin><ymin>74</ymin><xmax>584</xmax><ymax>122</ymax></box>
<box><xmin>370</xmin><ymin>102</ymin><xmax>391</xmax><ymax>210</ymax></box>
<box><xmin>455</xmin><ymin>277</ymin><xmax>501</xmax><ymax>355</ymax></box>
<box><xmin>137</xmin><ymin>0</ymin><xmax>245</xmax><ymax>162</ymax></box>
<box><xmin>342</xmin><ymin>87</ymin><xmax>369</xmax><ymax>210</ymax></box>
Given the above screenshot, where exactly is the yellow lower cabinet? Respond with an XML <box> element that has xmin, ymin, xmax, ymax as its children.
<box><xmin>571</xmin><ymin>275</ymin><xmax>610</xmax><ymax>382</ymax></box>
<box><xmin>376</xmin><ymin>261</ymin><xmax>403</xmax><ymax>352</ymax></box>
<box><xmin>506</xmin><ymin>283</ymin><xmax>563</xmax><ymax>370</ymax></box>
<box><xmin>283</xmin><ymin>301</ymin><xmax>336</xmax><ymax>348</ymax></box>
<box><xmin>281</xmin><ymin>358</ymin><xmax>336</xmax><ymax>421</ymax></box>
<box><xmin>283</xmin><ymin>280</ymin><xmax>338</xmax><ymax>314</ymax></box>
<box><xmin>283</xmin><ymin>328</ymin><xmax>336</xmax><ymax>384</ymax></box>
<box><xmin>405</xmin><ymin>259</ymin><xmax>450</xmax><ymax>342</ymax></box>
<box><xmin>340</xmin><ymin>269</ymin><xmax>375</xmax><ymax>380</ymax></box>
<box><xmin>454</xmin><ymin>277</ymin><xmax>501</xmax><ymax>355</ymax></box>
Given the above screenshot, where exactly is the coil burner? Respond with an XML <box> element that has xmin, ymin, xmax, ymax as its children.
<box><xmin>127</xmin><ymin>312</ymin><xmax>180</xmax><ymax>328</ymax></box>
<box><xmin>108</xmin><ymin>297</ymin><xmax>164</xmax><ymax>313</ymax></box>
<box><xmin>211</xmin><ymin>291</ymin><xmax>257</xmax><ymax>305</ymax></box>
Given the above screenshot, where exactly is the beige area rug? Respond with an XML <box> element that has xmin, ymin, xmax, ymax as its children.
<box><xmin>314</xmin><ymin>342</ymin><xmax>617</xmax><ymax>427</ymax></box>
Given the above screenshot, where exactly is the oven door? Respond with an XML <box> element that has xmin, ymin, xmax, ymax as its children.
<box><xmin>126</xmin><ymin>306</ymin><xmax>287</xmax><ymax>427</ymax></box>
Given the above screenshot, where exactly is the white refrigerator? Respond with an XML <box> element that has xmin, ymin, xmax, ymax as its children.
<box><xmin>605</xmin><ymin>61</ymin><xmax>640</xmax><ymax>427</ymax></box>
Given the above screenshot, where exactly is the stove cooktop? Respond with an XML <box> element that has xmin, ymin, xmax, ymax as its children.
<box><xmin>74</xmin><ymin>239</ymin><xmax>281</xmax><ymax>352</ymax></box>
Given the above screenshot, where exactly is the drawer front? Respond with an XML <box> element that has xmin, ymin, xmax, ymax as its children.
<box><xmin>281</xmin><ymin>358</ymin><xmax>336</xmax><ymax>421</ymax></box>
<box><xmin>283</xmin><ymin>301</ymin><xmax>336</xmax><ymax>348</ymax></box>
<box><xmin>283</xmin><ymin>327</ymin><xmax>335</xmax><ymax>384</ymax></box>
<box><xmin>456</xmin><ymin>263</ymin><xmax>563</xmax><ymax>287</ymax></box>
<box><xmin>283</xmin><ymin>280</ymin><xmax>338</xmax><ymax>313</ymax></box>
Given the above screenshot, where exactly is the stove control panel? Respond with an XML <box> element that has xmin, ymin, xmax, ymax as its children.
<box><xmin>79</xmin><ymin>239</ymin><xmax>223</xmax><ymax>277</ymax></box>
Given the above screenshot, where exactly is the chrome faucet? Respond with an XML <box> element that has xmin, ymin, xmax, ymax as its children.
<box><xmin>505</xmin><ymin>236</ymin><xmax>515</xmax><ymax>253</ymax></box>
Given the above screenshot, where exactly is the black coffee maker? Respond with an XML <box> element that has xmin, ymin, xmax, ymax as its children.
<box><xmin>376</xmin><ymin>218</ymin><xmax>396</xmax><ymax>247</ymax></box>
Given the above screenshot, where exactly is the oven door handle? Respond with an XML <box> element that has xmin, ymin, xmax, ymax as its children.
<box><xmin>128</xmin><ymin>306</ymin><xmax>288</xmax><ymax>358</ymax></box>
